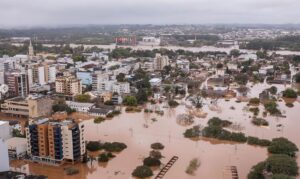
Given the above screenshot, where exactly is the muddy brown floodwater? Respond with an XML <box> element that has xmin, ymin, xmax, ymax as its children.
<box><xmin>11</xmin><ymin>82</ymin><xmax>300</xmax><ymax>179</ymax></box>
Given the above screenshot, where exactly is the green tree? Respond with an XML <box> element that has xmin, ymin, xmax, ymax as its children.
<box><xmin>282</xmin><ymin>89</ymin><xmax>298</xmax><ymax>98</ymax></box>
<box><xmin>132</xmin><ymin>166</ymin><xmax>153</xmax><ymax>178</ymax></box>
<box><xmin>230</xmin><ymin>49</ymin><xmax>240</xmax><ymax>57</ymax></box>
<box><xmin>123</xmin><ymin>96</ymin><xmax>137</xmax><ymax>106</ymax></box>
<box><xmin>116</xmin><ymin>73</ymin><xmax>126</xmax><ymax>82</ymax></box>
<box><xmin>265</xmin><ymin>155</ymin><xmax>298</xmax><ymax>176</ymax></box>
<box><xmin>293</xmin><ymin>73</ymin><xmax>300</xmax><ymax>83</ymax></box>
<box><xmin>268</xmin><ymin>138</ymin><xmax>299</xmax><ymax>157</ymax></box>
<box><xmin>74</xmin><ymin>94</ymin><xmax>91</xmax><ymax>103</ymax></box>
<box><xmin>143</xmin><ymin>157</ymin><xmax>161</xmax><ymax>167</ymax></box>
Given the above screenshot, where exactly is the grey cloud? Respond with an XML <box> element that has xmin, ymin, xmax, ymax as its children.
<box><xmin>0</xmin><ymin>0</ymin><xmax>300</xmax><ymax>27</ymax></box>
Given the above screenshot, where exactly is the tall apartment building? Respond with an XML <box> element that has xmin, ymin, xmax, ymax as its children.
<box><xmin>26</xmin><ymin>119</ymin><xmax>86</xmax><ymax>164</ymax></box>
<box><xmin>55</xmin><ymin>75</ymin><xmax>82</xmax><ymax>96</ymax></box>
<box><xmin>27</xmin><ymin>63</ymin><xmax>56</xmax><ymax>87</ymax></box>
<box><xmin>6</xmin><ymin>71</ymin><xmax>29</xmax><ymax>97</ymax></box>
<box><xmin>154</xmin><ymin>53</ymin><xmax>170</xmax><ymax>70</ymax></box>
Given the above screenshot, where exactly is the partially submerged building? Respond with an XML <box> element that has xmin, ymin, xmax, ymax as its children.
<box><xmin>25</xmin><ymin>118</ymin><xmax>86</xmax><ymax>165</ymax></box>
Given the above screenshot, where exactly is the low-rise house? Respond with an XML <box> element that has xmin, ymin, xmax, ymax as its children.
<box><xmin>66</xmin><ymin>101</ymin><xmax>94</xmax><ymax>113</ymax></box>
<box><xmin>88</xmin><ymin>105</ymin><xmax>115</xmax><ymax>117</ymax></box>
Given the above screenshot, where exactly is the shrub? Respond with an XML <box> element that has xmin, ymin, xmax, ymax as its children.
<box><xmin>106</xmin><ymin>113</ymin><xmax>114</xmax><ymax>118</ymax></box>
<box><xmin>98</xmin><ymin>153</ymin><xmax>109</xmax><ymax>162</ymax></box>
<box><xmin>264</xmin><ymin>101</ymin><xmax>281</xmax><ymax>115</ymax></box>
<box><xmin>248</xmin><ymin>155</ymin><xmax>298</xmax><ymax>179</ymax></box>
<box><xmin>286</xmin><ymin>103</ymin><xmax>294</xmax><ymax>108</ymax></box>
<box><xmin>107</xmin><ymin>152</ymin><xmax>116</xmax><ymax>158</ymax></box>
<box><xmin>207</xmin><ymin>117</ymin><xmax>232</xmax><ymax>127</ymax></box>
<box><xmin>265</xmin><ymin>154</ymin><xmax>298</xmax><ymax>176</ymax></box>
<box><xmin>202</xmin><ymin>125</ymin><xmax>247</xmax><ymax>143</ymax></box>
<box><xmin>143</xmin><ymin>157</ymin><xmax>161</xmax><ymax>167</ymax></box>
<box><xmin>184</xmin><ymin>125</ymin><xmax>201</xmax><ymax>138</ymax></box>
<box><xmin>65</xmin><ymin>167</ymin><xmax>79</xmax><ymax>175</ymax></box>
<box><xmin>94</xmin><ymin>117</ymin><xmax>106</xmax><ymax>123</ymax></box>
<box><xmin>150</xmin><ymin>143</ymin><xmax>165</xmax><ymax>150</ymax></box>
<box><xmin>249</xmin><ymin>98</ymin><xmax>260</xmax><ymax>105</ymax></box>
<box><xmin>132</xmin><ymin>166</ymin><xmax>153</xmax><ymax>178</ymax></box>
<box><xmin>125</xmin><ymin>107</ymin><xmax>141</xmax><ymax>112</ymax></box>
<box><xmin>230</xmin><ymin>132</ymin><xmax>247</xmax><ymax>143</ymax></box>
<box><xmin>249</xmin><ymin>107</ymin><xmax>259</xmax><ymax>116</ymax></box>
<box><xmin>282</xmin><ymin>89</ymin><xmax>298</xmax><ymax>98</ymax></box>
<box><xmin>247</xmin><ymin>136</ymin><xmax>271</xmax><ymax>147</ymax></box>
<box><xmin>123</xmin><ymin>96</ymin><xmax>138</xmax><ymax>106</ymax></box>
<box><xmin>248</xmin><ymin>161</ymin><xmax>266</xmax><ymax>179</ymax></box>
<box><xmin>272</xmin><ymin>174</ymin><xmax>294</xmax><ymax>179</ymax></box>
<box><xmin>251</xmin><ymin>118</ymin><xmax>269</xmax><ymax>126</ymax></box>
<box><xmin>268</xmin><ymin>86</ymin><xmax>278</xmax><ymax>95</ymax></box>
<box><xmin>268</xmin><ymin>138</ymin><xmax>299</xmax><ymax>157</ymax></box>
<box><xmin>102</xmin><ymin>142</ymin><xmax>127</xmax><ymax>152</ymax></box>
<box><xmin>168</xmin><ymin>100</ymin><xmax>179</xmax><ymax>108</ymax></box>
<box><xmin>149</xmin><ymin>150</ymin><xmax>163</xmax><ymax>159</ymax></box>
<box><xmin>74</xmin><ymin>94</ymin><xmax>91</xmax><ymax>103</ymax></box>
<box><xmin>86</xmin><ymin>141</ymin><xmax>101</xmax><ymax>152</ymax></box>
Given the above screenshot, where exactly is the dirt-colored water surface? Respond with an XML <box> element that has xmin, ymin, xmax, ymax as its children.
<box><xmin>10</xmin><ymin>82</ymin><xmax>300</xmax><ymax>179</ymax></box>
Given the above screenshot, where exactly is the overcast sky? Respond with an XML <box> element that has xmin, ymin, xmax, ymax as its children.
<box><xmin>1</xmin><ymin>0</ymin><xmax>300</xmax><ymax>27</ymax></box>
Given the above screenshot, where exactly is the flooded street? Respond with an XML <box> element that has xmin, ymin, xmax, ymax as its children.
<box><xmin>11</xmin><ymin>82</ymin><xmax>300</xmax><ymax>179</ymax></box>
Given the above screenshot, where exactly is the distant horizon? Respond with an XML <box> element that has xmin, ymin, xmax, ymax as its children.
<box><xmin>1</xmin><ymin>0</ymin><xmax>300</xmax><ymax>28</ymax></box>
<box><xmin>1</xmin><ymin>23</ymin><xmax>300</xmax><ymax>30</ymax></box>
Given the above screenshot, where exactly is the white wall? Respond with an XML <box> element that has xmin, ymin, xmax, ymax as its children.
<box><xmin>0</xmin><ymin>139</ymin><xmax>9</xmax><ymax>172</ymax></box>
<box><xmin>38</xmin><ymin>66</ymin><xmax>46</xmax><ymax>85</ymax></box>
<box><xmin>48</xmin><ymin>66</ymin><xmax>56</xmax><ymax>83</ymax></box>
<box><xmin>0</xmin><ymin>122</ymin><xmax>11</xmax><ymax>140</ymax></box>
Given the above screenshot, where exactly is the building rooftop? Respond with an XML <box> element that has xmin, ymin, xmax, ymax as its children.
<box><xmin>0</xmin><ymin>121</ymin><xmax>8</xmax><ymax>126</ymax></box>
<box><xmin>6</xmin><ymin>97</ymin><xmax>27</xmax><ymax>102</ymax></box>
<box><xmin>6</xmin><ymin>137</ymin><xmax>27</xmax><ymax>148</ymax></box>
<box><xmin>66</xmin><ymin>101</ymin><xmax>94</xmax><ymax>108</ymax></box>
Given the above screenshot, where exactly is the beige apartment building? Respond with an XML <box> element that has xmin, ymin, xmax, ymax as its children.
<box><xmin>1</xmin><ymin>95</ymin><xmax>53</xmax><ymax>118</ymax></box>
<box><xmin>55</xmin><ymin>75</ymin><xmax>82</xmax><ymax>96</ymax></box>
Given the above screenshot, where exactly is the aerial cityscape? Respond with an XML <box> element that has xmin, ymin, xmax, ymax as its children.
<box><xmin>0</xmin><ymin>1</ymin><xmax>300</xmax><ymax>179</ymax></box>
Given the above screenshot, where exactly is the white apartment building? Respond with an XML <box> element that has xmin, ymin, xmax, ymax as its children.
<box><xmin>38</xmin><ymin>66</ymin><xmax>46</xmax><ymax>85</ymax></box>
<box><xmin>61</xmin><ymin>122</ymin><xmax>85</xmax><ymax>161</ymax></box>
<box><xmin>48</xmin><ymin>65</ymin><xmax>56</xmax><ymax>83</ymax></box>
<box><xmin>112</xmin><ymin>82</ymin><xmax>130</xmax><ymax>94</ymax></box>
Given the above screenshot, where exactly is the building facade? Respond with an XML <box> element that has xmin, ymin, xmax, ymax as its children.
<box><xmin>1</xmin><ymin>95</ymin><xmax>53</xmax><ymax>118</ymax></box>
<box><xmin>26</xmin><ymin>119</ymin><xmax>86</xmax><ymax>164</ymax></box>
<box><xmin>154</xmin><ymin>53</ymin><xmax>169</xmax><ymax>70</ymax></box>
<box><xmin>6</xmin><ymin>72</ymin><xmax>29</xmax><ymax>97</ymax></box>
<box><xmin>55</xmin><ymin>75</ymin><xmax>82</xmax><ymax>96</ymax></box>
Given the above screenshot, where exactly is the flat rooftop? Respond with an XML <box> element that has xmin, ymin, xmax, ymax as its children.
<box><xmin>6</xmin><ymin>97</ymin><xmax>27</xmax><ymax>102</ymax></box>
<box><xmin>6</xmin><ymin>137</ymin><xmax>27</xmax><ymax>148</ymax></box>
